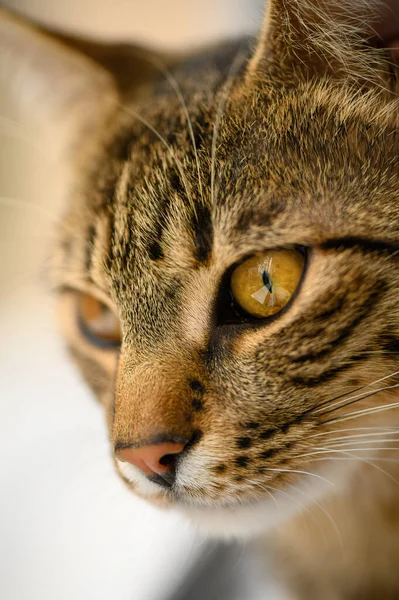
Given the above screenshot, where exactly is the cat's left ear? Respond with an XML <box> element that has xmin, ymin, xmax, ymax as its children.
<box><xmin>0</xmin><ymin>9</ymin><xmax>167</xmax><ymax>160</ymax></box>
<box><xmin>249</xmin><ymin>0</ymin><xmax>399</xmax><ymax>83</ymax></box>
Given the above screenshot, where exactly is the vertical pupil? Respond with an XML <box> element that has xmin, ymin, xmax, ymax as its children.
<box><xmin>262</xmin><ymin>270</ymin><xmax>273</xmax><ymax>293</ymax></box>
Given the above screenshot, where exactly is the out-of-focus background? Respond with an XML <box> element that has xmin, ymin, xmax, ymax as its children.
<box><xmin>0</xmin><ymin>1</ymin><xmax>289</xmax><ymax>600</ymax></box>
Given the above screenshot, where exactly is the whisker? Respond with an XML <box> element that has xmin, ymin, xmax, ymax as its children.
<box><xmin>311</xmin><ymin>370</ymin><xmax>399</xmax><ymax>415</ymax></box>
<box><xmin>321</xmin><ymin>395</ymin><xmax>399</xmax><ymax>427</ymax></box>
<box><xmin>318</xmin><ymin>384</ymin><xmax>399</xmax><ymax>422</ymax></box>
<box><xmin>297</xmin><ymin>446</ymin><xmax>399</xmax><ymax>459</ymax></box>
<box><xmin>120</xmin><ymin>105</ymin><xmax>194</xmax><ymax>209</ymax></box>
<box><xmin>316</xmin><ymin>382</ymin><xmax>399</xmax><ymax>417</ymax></box>
<box><xmin>253</xmin><ymin>480</ymin><xmax>314</xmax><ymax>533</ymax></box>
<box><xmin>146</xmin><ymin>56</ymin><xmax>204</xmax><ymax>208</ymax></box>
<box><xmin>315</xmin><ymin>433</ymin><xmax>399</xmax><ymax>445</ymax></box>
<box><xmin>308</xmin><ymin>426</ymin><xmax>399</xmax><ymax>440</ymax></box>
<box><xmin>310</xmin><ymin>456</ymin><xmax>399</xmax><ymax>464</ymax></box>
<box><xmin>285</xmin><ymin>482</ymin><xmax>343</xmax><ymax>549</ymax></box>
<box><xmin>247</xmin><ymin>480</ymin><xmax>279</xmax><ymax>507</ymax></box>
<box><xmin>310</xmin><ymin>447</ymin><xmax>399</xmax><ymax>485</ymax></box>
<box><xmin>259</xmin><ymin>466</ymin><xmax>334</xmax><ymax>486</ymax></box>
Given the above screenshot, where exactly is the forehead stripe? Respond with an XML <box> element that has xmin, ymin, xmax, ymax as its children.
<box><xmin>190</xmin><ymin>203</ymin><xmax>213</xmax><ymax>263</ymax></box>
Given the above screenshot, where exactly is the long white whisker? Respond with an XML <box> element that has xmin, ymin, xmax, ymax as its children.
<box><xmin>286</xmin><ymin>483</ymin><xmax>343</xmax><ymax>549</ymax></box>
<box><xmin>315</xmin><ymin>379</ymin><xmax>399</xmax><ymax>416</ymax></box>
<box><xmin>247</xmin><ymin>480</ymin><xmax>279</xmax><ymax>507</ymax></box>
<box><xmin>260</xmin><ymin>466</ymin><xmax>334</xmax><ymax>486</ymax></box>
<box><xmin>320</xmin><ymin>383</ymin><xmax>399</xmax><ymax>425</ymax></box>
<box><xmin>308</xmin><ymin>426</ymin><xmax>399</xmax><ymax>440</ymax></box>
<box><xmin>312</xmin><ymin>370</ymin><xmax>399</xmax><ymax>414</ymax></box>
<box><xmin>312</xmin><ymin>448</ymin><xmax>399</xmax><ymax>485</ymax></box>
<box><xmin>297</xmin><ymin>447</ymin><xmax>399</xmax><ymax>460</ymax></box>
<box><xmin>252</xmin><ymin>481</ymin><xmax>316</xmax><ymax>539</ymax></box>
<box><xmin>313</xmin><ymin>431</ymin><xmax>399</xmax><ymax>444</ymax></box>
<box><xmin>322</xmin><ymin>393</ymin><xmax>399</xmax><ymax>426</ymax></box>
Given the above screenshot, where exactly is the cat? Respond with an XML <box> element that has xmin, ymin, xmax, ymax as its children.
<box><xmin>1</xmin><ymin>1</ymin><xmax>398</xmax><ymax>598</ymax></box>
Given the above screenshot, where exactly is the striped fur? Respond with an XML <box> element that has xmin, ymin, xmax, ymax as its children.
<box><xmin>2</xmin><ymin>2</ymin><xmax>398</xmax><ymax>598</ymax></box>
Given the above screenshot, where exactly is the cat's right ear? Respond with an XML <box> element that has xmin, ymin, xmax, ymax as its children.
<box><xmin>0</xmin><ymin>10</ymin><xmax>167</xmax><ymax>160</ymax></box>
<box><xmin>248</xmin><ymin>0</ymin><xmax>399</xmax><ymax>82</ymax></box>
<box><xmin>0</xmin><ymin>9</ymin><xmax>120</xmax><ymax>159</ymax></box>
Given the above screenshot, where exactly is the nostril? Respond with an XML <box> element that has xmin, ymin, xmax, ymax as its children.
<box><xmin>159</xmin><ymin>453</ymin><xmax>178</xmax><ymax>468</ymax></box>
<box><xmin>115</xmin><ymin>431</ymin><xmax>203</xmax><ymax>486</ymax></box>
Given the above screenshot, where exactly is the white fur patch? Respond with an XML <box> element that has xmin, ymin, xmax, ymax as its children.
<box><xmin>116</xmin><ymin>459</ymin><xmax>161</xmax><ymax>497</ymax></box>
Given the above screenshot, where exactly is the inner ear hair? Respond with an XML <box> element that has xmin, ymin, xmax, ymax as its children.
<box><xmin>249</xmin><ymin>0</ymin><xmax>399</xmax><ymax>80</ymax></box>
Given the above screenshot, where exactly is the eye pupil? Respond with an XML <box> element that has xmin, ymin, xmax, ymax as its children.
<box><xmin>229</xmin><ymin>248</ymin><xmax>305</xmax><ymax>321</ymax></box>
<box><xmin>262</xmin><ymin>270</ymin><xmax>273</xmax><ymax>293</ymax></box>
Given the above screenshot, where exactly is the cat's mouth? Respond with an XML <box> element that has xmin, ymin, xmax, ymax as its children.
<box><xmin>116</xmin><ymin>452</ymin><xmax>335</xmax><ymax>527</ymax></box>
<box><xmin>116</xmin><ymin>456</ymin><xmax>316</xmax><ymax>537</ymax></box>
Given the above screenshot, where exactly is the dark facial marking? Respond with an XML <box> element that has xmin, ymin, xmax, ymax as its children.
<box><xmin>259</xmin><ymin>429</ymin><xmax>277</xmax><ymax>440</ymax></box>
<box><xmin>214</xmin><ymin>464</ymin><xmax>227</xmax><ymax>474</ymax></box>
<box><xmin>237</xmin><ymin>436</ymin><xmax>253</xmax><ymax>449</ymax></box>
<box><xmin>85</xmin><ymin>224</ymin><xmax>96</xmax><ymax>273</ymax></box>
<box><xmin>235</xmin><ymin>455</ymin><xmax>250</xmax><ymax>468</ymax></box>
<box><xmin>148</xmin><ymin>240</ymin><xmax>164</xmax><ymax>260</ymax></box>
<box><xmin>379</xmin><ymin>334</ymin><xmax>399</xmax><ymax>355</ymax></box>
<box><xmin>191</xmin><ymin>398</ymin><xmax>205</xmax><ymax>411</ymax></box>
<box><xmin>260</xmin><ymin>449</ymin><xmax>276</xmax><ymax>460</ymax></box>
<box><xmin>190</xmin><ymin>203</ymin><xmax>213</xmax><ymax>263</ymax></box>
<box><xmin>320</xmin><ymin>237</ymin><xmax>399</xmax><ymax>254</ymax></box>
<box><xmin>245</xmin><ymin>421</ymin><xmax>260</xmax><ymax>430</ymax></box>
<box><xmin>291</xmin><ymin>352</ymin><xmax>370</xmax><ymax>387</ymax></box>
<box><xmin>169</xmin><ymin>168</ymin><xmax>185</xmax><ymax>196</ymax></box>
<box><xmin>189</xmin><ymin>379</ymin><xmax>204</xmax><ymax>393</ymax></box>
<box><xmin>146</xmin><ymin>195</ymin><xmax>171</xmax><ymax>261</ymax></box>
<box><xmin>289</xmin><ymin>288</ymin><xmax>384</xmax><ymax>378</ymax></box>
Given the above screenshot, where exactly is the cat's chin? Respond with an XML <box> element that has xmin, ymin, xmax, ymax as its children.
<box><xmin>179</xmin><ymin>497</ymin><xmax>295</xmax><ymax>540</ymax></box>
<box><xmin>117</xmin><ymin>458</ymin><xmax>350</xmax><ymax>539</ymax></box>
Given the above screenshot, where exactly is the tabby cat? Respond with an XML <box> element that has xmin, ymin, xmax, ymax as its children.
<box><xmin>1</xmin><ymin>1</ymin><xmax>398</xmax><ymax>598</ymax></box>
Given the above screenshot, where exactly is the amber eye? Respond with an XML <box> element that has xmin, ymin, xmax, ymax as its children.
<box><xmin>230</xmin><ymin>248</ymin><xmax>305</xmax><ymax>319</ymax></box>
<box><xmin>77</xmin><ymin>293</ymin><xmax>121</xmax><ymax>348</ymax></box>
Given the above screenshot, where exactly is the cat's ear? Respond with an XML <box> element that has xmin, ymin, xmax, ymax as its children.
<box><xmin>0</xmin><ymin>9</ymin><xmax>120</xmax><ymax>159</ymax></box>
<box><xmin>249</xmin><ymin>0</ymin><xmax>398</xmax><ymax>82</ymax></box>
<box><xmin>0</xmin><ymin>9</ymin><xmax>170</xmax><ymax>162</ymax></box>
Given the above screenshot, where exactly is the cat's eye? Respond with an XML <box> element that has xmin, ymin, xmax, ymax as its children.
<box><xmin>77</xmin><ymin>293</ymin><xmax>121</xmax><ymax>348</ymax></box>
<box><xmin>230</xmin><ymin>248</ymin><xmax>305</xmax><ymax>319</ymax></box>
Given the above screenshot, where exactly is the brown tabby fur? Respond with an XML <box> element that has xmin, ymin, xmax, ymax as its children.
<box><xmin>1</xmin><ymin>1</ymin><xmax>398</xmax><ymax>598</ymax></box>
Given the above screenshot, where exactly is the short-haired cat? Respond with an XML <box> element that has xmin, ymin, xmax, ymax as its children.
<box><xmin>1</xmin><ymin>1</ymin><xmax>398</xmax><ymax>598</ymax></box>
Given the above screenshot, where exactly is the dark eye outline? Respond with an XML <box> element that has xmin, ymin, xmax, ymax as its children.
<box><xmin>215</xmin><ymin>245</ymin><xmax>308</xmax><ymax>329</ymax></box>
<box><xmin>77</xmin><ymin>295</ymin><xmax>122</xmax><ymax>350</ymax></box>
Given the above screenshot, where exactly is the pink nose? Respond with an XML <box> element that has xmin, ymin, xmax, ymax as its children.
<box><xmin>116</xmin><ymin>442</ymin><xmax>185</xmax><ymax>477</ymax></box>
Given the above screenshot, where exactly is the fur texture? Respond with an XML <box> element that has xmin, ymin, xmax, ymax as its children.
<box><xmin>1</xmin><ymin>2</ymin><xmax>398</xmax><ymax>598</ymax></box>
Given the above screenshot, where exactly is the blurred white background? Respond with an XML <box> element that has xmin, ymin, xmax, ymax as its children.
<box><xmin>0</xmin><ymin>1</ymin><xmax>268</xmax><ymax>600</ymax></box>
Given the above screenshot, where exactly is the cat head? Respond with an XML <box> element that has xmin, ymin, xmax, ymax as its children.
<box><xmin>2</xmin><ymin>1</ymin><xmax>398</xmax><ymax>537</ymax></box>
